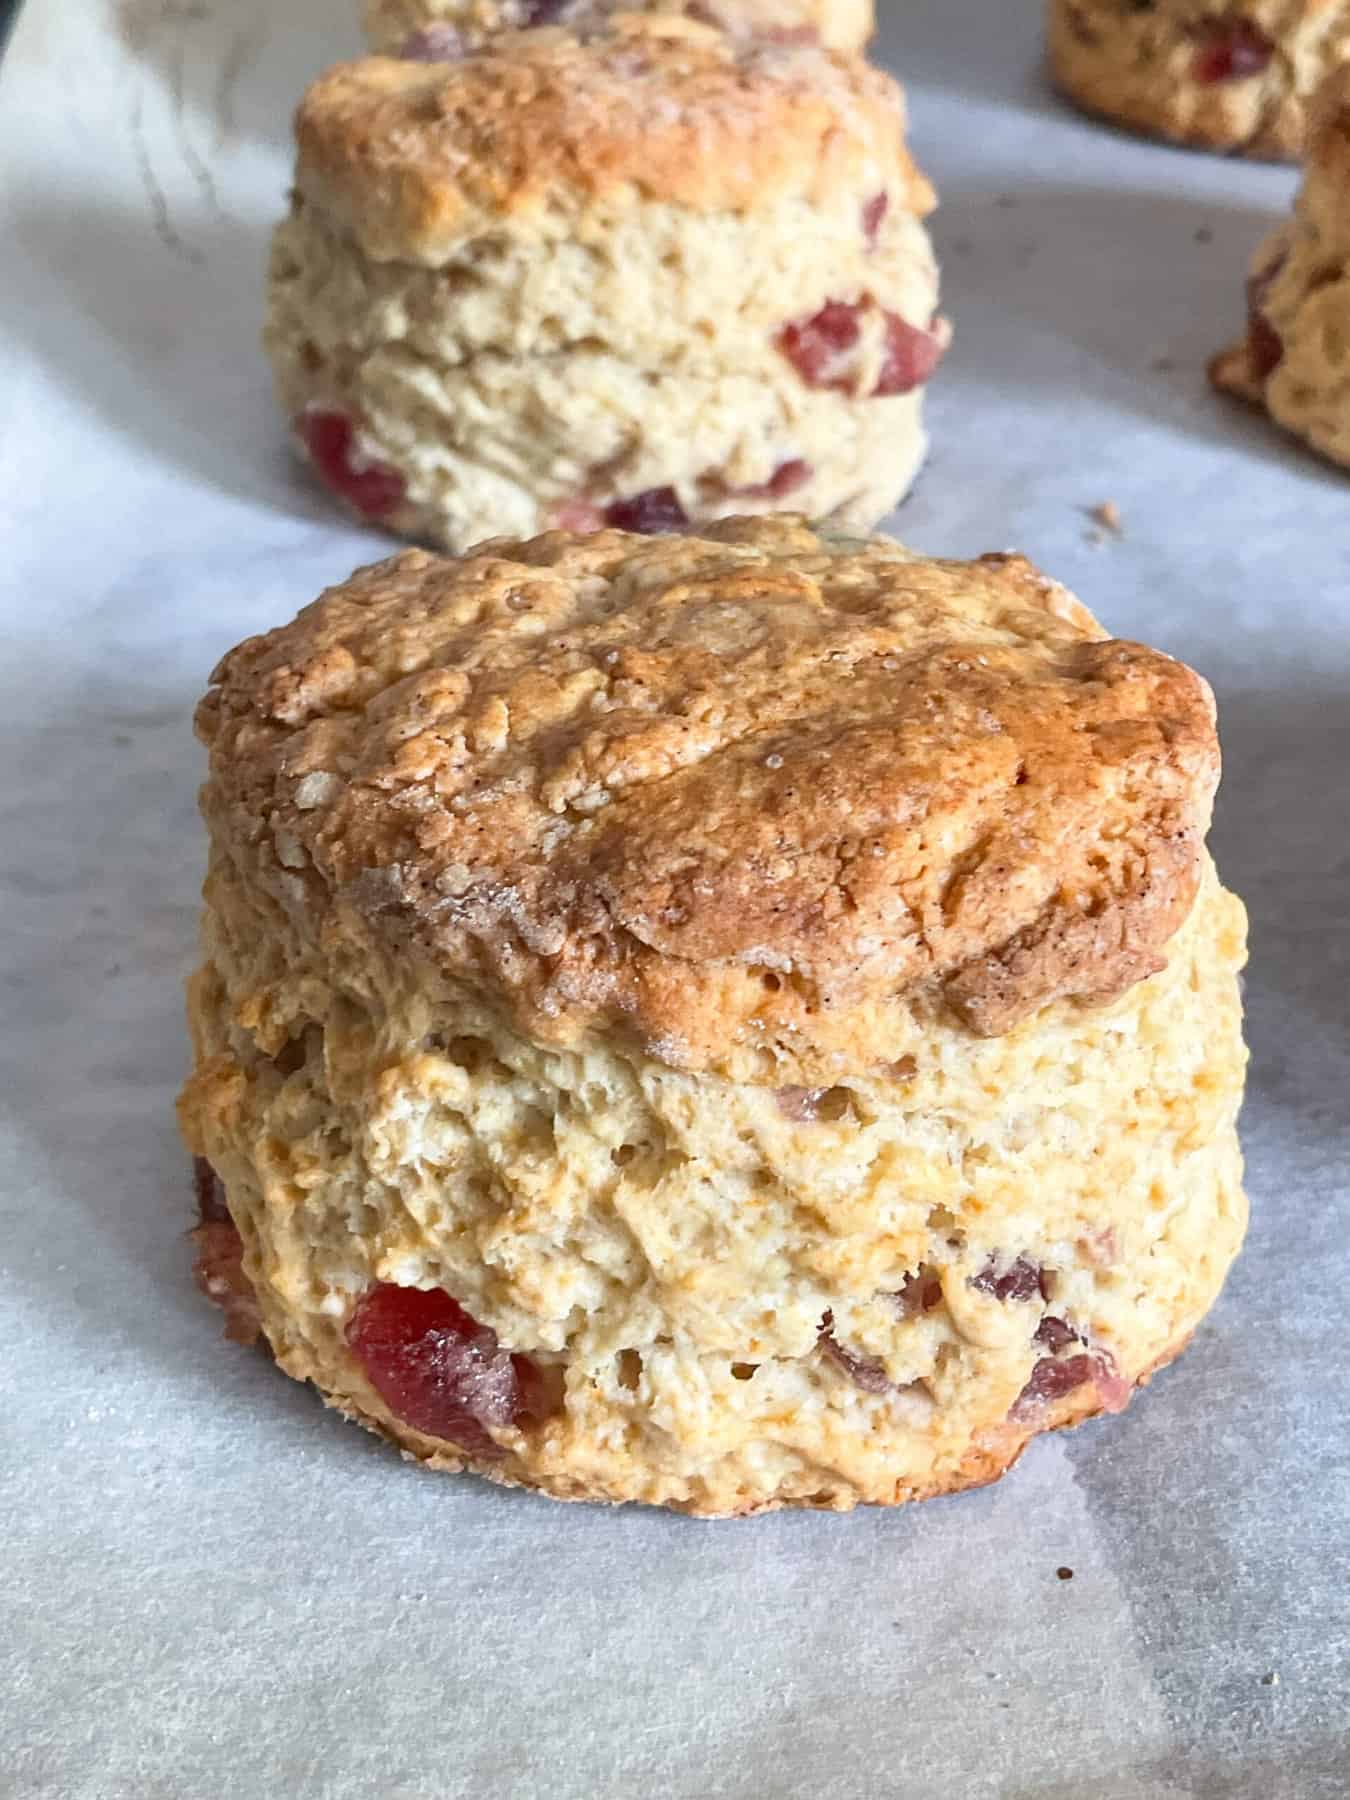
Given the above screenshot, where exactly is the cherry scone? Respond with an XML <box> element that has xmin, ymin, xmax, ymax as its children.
<box><xmin>266</xmin><ymin>16</ymin><xmax>947</xmax><ymax>552</ymax></box>
<box><xmin>179</xmin><ymin>516</ymin><xmax>1249</xmax><ymax>1516</ymax></box>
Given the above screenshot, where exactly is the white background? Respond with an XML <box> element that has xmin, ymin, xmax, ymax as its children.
<box><xmin>1</xmin><ymin>2</ymin><xmax>1347</xmax><ymax>1795</ymax></box>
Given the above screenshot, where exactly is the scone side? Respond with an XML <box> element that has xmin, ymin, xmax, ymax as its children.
<box><xmin>1210</xmin><ymin>70</ymin><xmax>1350</xmax><ymax>468</ymax></box>
<box><xmin>264</xmin><ymin>194</ymin><xmax>944</xmax><ymax>548</ymax></box>
<box><xmin>179</xmin><ymin>859</ymin><xmax>1248</xmax><ymax>1516</ymax></box>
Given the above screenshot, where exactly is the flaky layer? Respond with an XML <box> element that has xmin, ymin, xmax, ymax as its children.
<box><xmin>1048</xmin><ymin>0</ymin><xmax>1350</xmax><ymax>159</ymax></box>
<box><xmin>179</xmin><ymin>860</ymin><xmax>1247</xmax><ymax>1514</ymax></box>
<box><xmin>264</xmin><ymin>193</ymin><xmax>942</xmax><ymax>546</ymax></box>
<box><xmin>364</xmin><ymin>0</ymin><xmax>875</xmax><ymax>56</ymax></box>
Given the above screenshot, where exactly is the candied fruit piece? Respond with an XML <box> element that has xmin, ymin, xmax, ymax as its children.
<box><xmin>347</xmin><ymin>1282</ymin><xmax>549</xmax><ymax>1457</ymax></box>
<box><xmin>862</xmin><ymin>192</ymin><xmax>889</xmax><ymax>248</ymax></box>
<box><xmin>1091</xmin><ymin>1350</ymin><xmax>1131</xmax><ymax>1415</ymax></box>
<box><xmin>970</xmin><ymin>1256</ymin><xmax>1049</xmax><ymax>1304</ymax></box>
<box><xmin>400</xmin><ymin>24</ymin><xmax>467</xmax><ymax>58</ymax></box>
<box><xmin>603</xmin><ymin>487</ymin><xmax>689</xmax><ymax>534</ymax></box>
<box><xmin>756</xmin><ymin>458</ymin><xmax>813</xmax><ymax>499</ymax></box>
<box><xmin>1010</xmin><ymin>1351</ymin><xmax>1096</xmax><ymax>1421</ymax></box>
<box><xmin>189</xmin><ymin>1160</ymin><xmax>260</xmax><ymax>1346</ymax></box>
<box><xmin>778</xmin><ymin>300</ymin><xmax>945</xmax><ymax>396</ymax></box>
<box><xmin>819</xmin><ymin>1313</ymin><xmax>892</xmax><ymax>1393</ymax></box>
<box><xmin>893</xmin><ymin>1269</ymin><xmax>942</xmax><ymax>1316</ymax></box>
<box><xmin>1191</xmin><ymin>18</ymin><xmax>1274</xmax><ymax>83</ymax></box>
<box><xmin>551</xmin><ymin>497</ymin><xmax>607</xmax><ymax>533</ymax></box>
<box><xmin>874</xmin><ymin>311</ymin><xmax>948</xmax><ymax>396</ymax></box>
<box><xmin>297</xmin><ymin>409</ymin><xmax>407</xmax><ymax>520</ymax></box>
<box><xmin>1033</xmin><ymin>1314</ymin><xmax>1080</xmax><ymax>1353</ymax></box>
<box><xmin>1246</xmin><ymin>254</ymin><xmax>1287</xmax><ymax>380</ymax></box>
<box><xmin>777</xmin><ymin>300</ymin><xmax>865</xmax><ymax>392</ymax></box>
<box><xmin>193</xmin><ymin>1155</ymin><xmax>229</xmax><ymax>1225</ymax></box>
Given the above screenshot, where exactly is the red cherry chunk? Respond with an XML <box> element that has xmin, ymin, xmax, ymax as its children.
<box><xmin>603</xmin><ymin>486</ymin><xmax>689</xmax><ymax>533</ymax></box>
<box><xmin>1010</xmin><ymin>1352</ymin><xmax>1096</xmax><ymax>1421</ymax></box>
<box><xmin>778</xmin><ymin>300</ymin><xmax>866</xmax><ymax>392</ymax></box>
<box><xmin>1245</xmin><ymin>254</ymin><xmax>1287</xmax><ymax>379</ymax></box>
<box><xmin>297</xmin><ymin>410</ymin><xmax>407</xmax><ymax>519</ymax></box>
<box><xmin>189</xmin><ymin>1160</ymin><xmax>260</xmax><ymax>1346</ymax></box>
<box><xmin>551</xmin><ymin>497</ymin><xmax>607</xmax><ymax>533</ymax></box>
<box><xmin>1033</xmin><ymin>1313</ymin><xmax>1080</xmax><ymax>1353</ymax></box>
<box><xmin>756</xmin><ymin>458</ymin><xmax>814</xmax><ymax>499</ymax></box>
<box><xmin>193</xmin><ymin>1155</ymin><xmax>229</xmax><ymax>1225</ymax></box>
<box><xmin>347</xmin><ymin>1283</ymin><xmax>548</xmax><ymax>1457</ymax></box>
<box><xmin>400</xmin><ymin>24</ymin><xmax>467</xmax><ymax>58</ymax></box>
<box><xmin>862</xmin><ymin>192</ymin><xmax>889</xmax><ymax>248</ymax></box>
<box><xmin>875</xmin><ymin>311</ymin><xmax>947</xmax><ymax>396</ymax></box>
<box><xmin>1191</xmin><ymin>18</ymin><xmax>1274</xmax><ymax>82</ymax></box>
<box><xmin>971</xmin><ymin>1256</ymin><xmax>1048</xmax><ymax>1304</ymax></box>
<box><xmin>778</xmin><ymin>300</ymin><xmax>945</xmax><ymax>396</ymax></box>
<box><xmin>893</xmin><ymin>1269</ymin><xmax>942</xmax><ymax>1316</ymax></box>
<box><xmin>819</xmin><ymin>1313</ymin><xmax>892</xmax><ymax>1393</ymax></box>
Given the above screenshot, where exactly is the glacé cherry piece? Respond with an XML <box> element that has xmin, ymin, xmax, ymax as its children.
<box><xmin>971</xmin><ymin>1256</ymin><xmax>1048</xmax><ymax>1304</ymax></box>
<box><xmin>400</xmin><ymin>24</ymin><xmax>467</xmax><ymax>59</ymax></box>
<box><xmin>297</xmin><ymin>409</ymin><xmax>407</xmax><ymax>519</ymax></box>
<box><xmin>189</xmin><ymin>1160</ymin><xmax>260</xmax><ymax>1346</ymax></box>
<box><xmin>819</xmin><ymin>1313</ymin><xmax>892</xmax><ymax>1393</ymax></box>
<box><xmin>1010</xmin><ymin>1351</ymin><xmax>1096</xmax><ymax>1421</ymax></box>
<box><xmin>1245</xmin><ymin>253</ymin><xmax>1287</xmax><ymax>379</ymax></box>
<box><xmin>874</xmin><ymin>311</ymin><xmax>947</xmax><ymax>396</ymax></box>
<box><xmin>893</xmin><ymin>1269</ymin><xmax>942</xmax><ymax>1316</ymax></box>
<box><xmin>1033</xmin><ymin>1314</ymin><xmax>1080</xmax><ymax>1353</ymax></box>
<box><xmin>346</xmin><ymin>1282</ymin><xmax>547</xmax><ymax>1457</ymax></box>
<box><xmin>862</xmin><ymin>192</ymin><xmax>889</xmax><ymax>248</ymax></box>
<box><xmin>777</xmin><ymin>300</ymin><xmax>865</xmax><ymax>392</ymax></box>
<box><xmin>1191</xmin><ymin>18</ymin><xmax>1274</xmax><ymax>83</ymax></box>
<box><xmin>603</xmin><ymin>486</ymin><xmax>689</xmax><ymax>533</ymax></box>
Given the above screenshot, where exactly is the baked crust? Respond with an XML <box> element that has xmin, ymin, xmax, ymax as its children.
<box><xmin>1048</xmin><ymin>0</ymin><xmax>1350</xmax><ymax>161</ymax></box>
<box><xmin>1210</xmin><ymin>64</ymin><xmax>1350</xmax><ymax>465</ymax></box>
<box><xmin>294</xmin><ymin>18</ymin><xmax>931</xmax><ymax>263</ymax></box>
<box><xmin>195</xmin><ymin>518</ymin><xmax>1219</xmax><ymax>1072</ymax></box>
<box><xmin>364</xmin><ymin>0</ymin><xmax>876</xmax><ymax>56</ymax></box>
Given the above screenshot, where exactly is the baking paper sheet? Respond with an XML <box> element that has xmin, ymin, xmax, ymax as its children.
<box><xmin>2</xmin><ymin>2</ymin><xmax>1347</xmax><ymax>1794</ymax></box>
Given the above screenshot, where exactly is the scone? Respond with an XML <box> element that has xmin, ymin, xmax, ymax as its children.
<box><xmin>1048</xmin><ymin>0</ymin><xmax>1350</xmax><ymax>159</ymax></box>
<box><xmin>1210</xmin><ymin>65</ymin><xmax>1350</xmax><ymax>464</ymax></box>
<box><xmin>367</xmin><ymin>0</ymin><xmax>875</xmax><ymax>57</ymax></box>
<box><xmin>177</xmin><ymin>516</ymin><xmax>1249</xmax><ymax>1517</ymax></box>
<box><xmin>265</xmin><ymin>18</ymin><xmax>947</xmax><ymax>553</ymax></box>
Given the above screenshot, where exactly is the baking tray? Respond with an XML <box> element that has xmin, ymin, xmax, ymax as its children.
<box><xmin>1</xmin><ymin>2</ymin><xmax>1346</xmax><ymax>1795</ymax></box>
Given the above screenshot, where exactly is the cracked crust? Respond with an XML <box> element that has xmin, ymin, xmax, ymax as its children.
<box><xmin>1211</xmin><ymin>64</ymin><xmax>1350</xmax><ymax>464</ymax></box>
<box><xmin>295</xmin><ymin>18</ymin><xmax>930</xmax><ymax>264</ymax></box>
<box><xmin>363</xmin><ymin>0</ymin><xmax>876</xmax><ymax>56</ymax></box>
<box><xmin>1048</xmin><ymin>0</ymin><xmax>1350</xmax><ymax>160</ymax></box>
<box><xmin>195</xmin><ymin>516</ymin><xmax>1220</xmax><ymax>1074</ymax></box>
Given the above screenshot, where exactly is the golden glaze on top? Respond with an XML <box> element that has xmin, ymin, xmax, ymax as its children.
<box><xmin>197</xmin><ymin>517</ymin><xmax>1220</xmax><ymax>1068</ymax></box>
<box><xmin>293</xmin><ymin>17</ymin><xmax>930</xmax><ymax>263</ymax></box>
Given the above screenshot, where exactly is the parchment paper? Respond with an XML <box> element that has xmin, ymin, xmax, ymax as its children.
<box><xmin>1</xmin><ymin>2</ymin><xmax>1346</xmax><ymax>1795</ymax></box>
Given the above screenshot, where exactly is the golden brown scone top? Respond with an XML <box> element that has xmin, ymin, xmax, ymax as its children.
<box><xmin>293</xmin><ymin>16</ymin><xmax>930</xmax><ymax>262</ymax></box>
<box><xmin>199</xmin><ymin>517</ymin><xmax>1219</xmax><ymax>1071</ymax></box>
